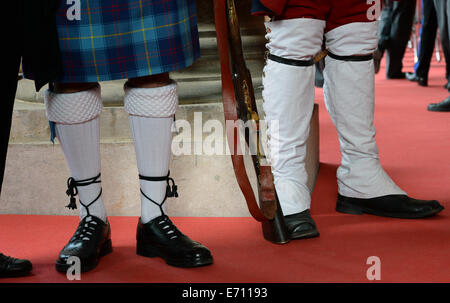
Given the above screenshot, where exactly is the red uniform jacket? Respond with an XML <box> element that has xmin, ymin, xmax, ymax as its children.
<box><xmin>256</xmin><ymin>0</ymin><xmax>393</xmax><ymax>31</ymax></box>
<box><xmin>259</xmin><ymin>0</ymin><xmax>399</xmax><ymax>17</ymax></box>
<box><xmin>259</xmin><ymin>0</ymin><xmax>401</xmax><ymax>19</ymax></box>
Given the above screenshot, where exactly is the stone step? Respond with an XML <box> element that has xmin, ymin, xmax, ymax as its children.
<box><xmin>1</xmin><ymin>101</ymin><xmax>320</xmax><ymax>217</ymax></box>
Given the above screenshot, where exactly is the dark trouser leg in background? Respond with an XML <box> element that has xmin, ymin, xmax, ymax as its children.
<box><xmin>378</xmin><ymin>2</ymin><xmax>394</xmax><ymax>53</ymax></box>
<box><xmin>375</xmin><ymin>2</ymin><xmax>394</xmax><ymax>73</ymax></box>
<box><xmin>0</xmin><ymin>1</ymin><xmax>33</xmax><ymax>279</ymax></box>
<box><xmin>0</xmin><ymin>80</ymin><xmax>31</xmax><ymax>276</ymax></box>
<box><xmin>448</xmin><ymin>0</ymin><xmax>450</xmax><ymax>34</ymax></box>
<box><xmin>1</xmin><ymin>44</ymin><xmax>21</xmax><ymax>195</ymax></box>
<box><xmin>384</xmin><ymin>0</ymin><xmax>416</xmax><ymax>78</ymax></box>
<box><xmin>415</xmin><ymin>0</ymin><xmax>438</xmax><ymax>80</ymax></box>
<box><xmin>447</xmin><ymin>0</ymin><xmax>450</xmax><ymax>88</ymax></box>
<box><xmin>434</xmin><ymin>0</ymin><xmax>450</xmax><ymax>83</ymax></box>
<box><xmin>428</xmin><ymin>0</ymin><xmax>450</xmax><ymax>111</ymax></box>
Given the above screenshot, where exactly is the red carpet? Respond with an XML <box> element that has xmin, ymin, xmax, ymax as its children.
<box><xmin>1</xmin><ymin>50</ymin><xmax>449</xmax><ymax>283</ymax></box>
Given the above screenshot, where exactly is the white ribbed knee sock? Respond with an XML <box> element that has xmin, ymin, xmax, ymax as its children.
<box><xmin>129</xmin><ymin>115</ymin><xmax>173</xmax><ymax>223</ymax></box>
<box><xmin>55</xmin><ymin>117</ymin><xmax>107</xmax><ymax>222</ymax></box>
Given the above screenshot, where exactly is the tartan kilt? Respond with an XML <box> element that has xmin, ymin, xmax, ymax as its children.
<box><xmin>51</xmin><ymin>0</ymin><xmax>200</xmax><ymax>83</ymax></box>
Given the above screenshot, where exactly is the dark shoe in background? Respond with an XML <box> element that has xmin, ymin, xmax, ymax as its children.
<box><xmin>0</xmin><ymin>253</ymin><xmax>32</xmax><ymax>278</ymax></box>
<box><xmin>406</xmin><ymin>72</ymin><xmax>428</xmax><ymax>86</ymax></box>
<box><xmin>428</xmin><ymin>96</ymin><xmax>450</xmax><ymax>112</ymax></box>
<box><xmin>387</xmin><ymin>72</ymin><xmax>406</xmax><ymax>79</ymax></box>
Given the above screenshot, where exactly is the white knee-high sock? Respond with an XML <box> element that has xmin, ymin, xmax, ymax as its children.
<box><xmin>45</xmin><ymin>85</ymin><xmax>106</xmax><ymax>222</ymax></box>
<box><xmin>130</xmin><ymin>116</ymin><xmax>173</xmax><ymax>223</ymax></box>
<box><xmin>124</xmin><ymin>82</ymin><xmax>178</xmax><ymax>224</ymax></box>
<box><xmin>56</xmin><ymin>117</ymin><xmax>107</xmax><ymax>222</ymax></box>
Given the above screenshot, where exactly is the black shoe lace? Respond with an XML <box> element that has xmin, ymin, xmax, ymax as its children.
<box><xmin>157</xmin><ymin>216</ymin><xmax>181</xmax><ymax>240</ymax></box>
<box><xmin>72</xmin><ymin>216</ymin><xmax>100</xmax><ymax>242</ymax></box>
<box><xmin>65</xmin><ymin>173</ymin><xmax>102</xmax><ymax>217</ymax></box>
<box><xmin>139</xmin><ymin>171</ymin><xmax>178</xmax><ymax>217</ymax></box>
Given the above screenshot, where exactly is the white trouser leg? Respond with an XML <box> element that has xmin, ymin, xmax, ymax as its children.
<box><xmin>263</xmin><ymin>18</ymin><xmax>325</xmax><ymax>215</ymax></box>
<box><xmin>44</xmin><ymin>85</ymin><xmax>107</xmax><ymax>222</ymax></box>
<box><xmin>324</xmin><ymin>22</ymin><xmax>406</xmax><ymax>198</ymax></box>
<box><xmin>124</xmin><ymin>81</ymin><xmax>178</xmax><ymax>223</ymax></box>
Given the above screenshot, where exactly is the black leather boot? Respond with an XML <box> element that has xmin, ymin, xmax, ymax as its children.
<box><xmin>136</xmin><ymin>172</ymin><xmax>213</xmax><ymax>268</ymax></box>
<box><xmin>284</xmin><ymin>210</ymin><xmax>320</xmax><ymax>240</ymax></box>
<box><xmin>55</xmin><ymin>174</ymin><xmax>112</xmax><ymax>273</ymax></box>
<box><xmin>0</xmin><ymin>253</ymin><xmax>32</xmax><ymax>278</ymax></box>
<box><xmin>336</xmin><ymin>194</ymin><xmax>444</xmax><ymax>219</ymax></box>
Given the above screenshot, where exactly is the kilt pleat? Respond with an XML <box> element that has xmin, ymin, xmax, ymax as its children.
<box><xmin>53</xmin><ymin>0</ymin><xmax>200</xmax><ymax>83</ymax></box>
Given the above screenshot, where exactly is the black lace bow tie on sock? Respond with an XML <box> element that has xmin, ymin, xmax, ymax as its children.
<box><xmin>65</xmin><ymin>173</ymin><xmax>102</xmax><ymax>214</ymax></box>
<box><xmin>139</xmin><ymin>170</ymin><xmax>178</xmax><ymax>216</ymax></box>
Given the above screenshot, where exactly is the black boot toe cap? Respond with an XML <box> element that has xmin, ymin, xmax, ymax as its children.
<box><xmin>284</xmin><ymin>210</ymin><xmax>320</xmax><ymax>240</ymax></box>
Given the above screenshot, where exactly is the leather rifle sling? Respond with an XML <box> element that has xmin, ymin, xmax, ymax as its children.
<box><xmin>213</xmin><ymin>0</ymin><xmax>273</xmax><ymax>222</ymax></box>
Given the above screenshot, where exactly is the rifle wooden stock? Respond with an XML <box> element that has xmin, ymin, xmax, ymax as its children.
<box><xmin>214</xmin><ymin>0</ymin><xmax>290</xmax><ymax>244</ymax></box>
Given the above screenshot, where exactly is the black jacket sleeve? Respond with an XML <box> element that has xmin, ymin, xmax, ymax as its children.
<box><xmin>21</xmin><ymin>0</ymin><xmax>62</xmax><ymax>91</ymax></box>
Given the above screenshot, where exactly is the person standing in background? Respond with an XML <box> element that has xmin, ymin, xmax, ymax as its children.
<box><xmin>406</xmin><ymin>0</ymin><xmax>450</xmax><ymax>90</ymax></box>
<box><xmin>374</xmin><ymin>0</ymin><xmax>416</xmax><ymax>78</ymax></box>
<box><xmin>1</xmin><ymin>0</ymin><xmax>62</xmax><ymax>278</ymax></box>
<box><xmin>427</xmin><ymin>0</ymin><xmax>450</xmax><ymax>111</ymax></box>
<box><xmin>433</xmin><ymin>0</ymin><xmax>450</xmax><ymax>90</ymax></box>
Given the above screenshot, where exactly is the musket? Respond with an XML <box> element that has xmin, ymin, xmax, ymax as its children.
<box><xmin>214</xmin><ymin>0</ymin><xmax>290</xmax><ymax>244</ymax></box>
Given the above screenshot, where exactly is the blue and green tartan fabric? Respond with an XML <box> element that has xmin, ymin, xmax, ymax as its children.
<box><xmin>54</xmin><ymin>0</ymin><xmax>200</xmax><ymax>83</ymax></box>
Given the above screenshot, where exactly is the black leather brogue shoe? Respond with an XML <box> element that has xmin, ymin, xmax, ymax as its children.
<box><xmin>336</xmin><ymin>194</ymin><xmax>444</xmax><ymax>219</ymax></box>
<box><xmin>56</xmin><ymin>216</ymin><xmax>112</xmax><ymax>273</ymax></box>
<box><xmin>0</xmin><ymin>253</ymin><xmax>32</xmax><ymax>278</ymax></box>
<box><xmin>137</xmin><ymin>215</ymin><xmax>213</xmax><ymax>268</ymax></box>
<box><xmin>284</xmin><ymin>210</ymin><xmax>320</xmax><ymax>240</ymax></box>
